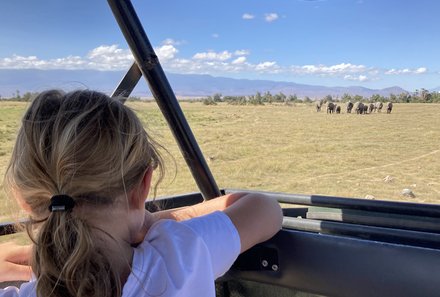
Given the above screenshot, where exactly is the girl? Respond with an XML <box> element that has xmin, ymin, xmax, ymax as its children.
<box><xmin>0</xmin><ymin>90</ymin><xmax>282</xmax><ymax>297</ymax></box>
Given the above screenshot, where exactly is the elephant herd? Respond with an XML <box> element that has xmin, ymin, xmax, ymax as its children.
<box><xmin>317</xmin><ymin>101</ymin><xmax>393</xmax><ymax>114</ymax></box>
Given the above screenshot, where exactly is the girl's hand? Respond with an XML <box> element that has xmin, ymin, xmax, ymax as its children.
<box><xmin>0</xmin><ymin>242</ymin><xmax>32</xmax><ymax>282</ymax></box>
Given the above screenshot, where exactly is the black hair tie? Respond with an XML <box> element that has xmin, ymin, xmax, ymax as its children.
<box><xmin>49</xmin><ymin>194</ymin><xmax>75</xmax><ymax>212</ymax></box>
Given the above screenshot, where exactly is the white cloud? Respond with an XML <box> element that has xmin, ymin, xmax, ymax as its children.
<box><xmin>86</xmin><ymin>45</ymin><xmax>133</xmax><ymax>70</ymax></box>
<box><xmin>87</xmin><ymin>45</ymin><xmax>123</xmax><ymax>59</ymax></box>
<box><xmin>0</xmin><ymin>54</ymin><xmax>88</xmax><ymax>70</ymax></box>
<box><xmin>0</xmin><ymin>50</ymin><xmax>375</xmax><ymax>81</ymax></box>
<box><xmin>242</xmin><ymin>13</ymin><xmax>255</xmax><ymax>20</ymax></box>
<box><xmin>0</xmin><ymin>42</ymin><xmax>430</xmax><ymax>87</ymax></box>
<box><xmin>162</xmin><ymin>38</ymin><xmax>181</xmax><ymax>46</ymax></box>
<box><xmin>232</xmin><ymin>57</ymin><xmax>247</xmax><ymax>64</ymax></box>
<box><xmin>155</xmin><ymin>44</ymin><xmax>178</xmax><ymax>61</ymax></box>
<box><xmin>385</xmin><ymin>67</ymin><xmax>428</xmax><ymax>75</ymax></box>
<box><xmin>49</xmin><ymin>56</ymin><xmax>88</xmax><ymax>69</ymax></box>
<box><xmin>0</xmin><ymin>45</ymin><xmax>133</xmax><ymax>71</ymax></box>
<box><xmin>415</xmin><ymin>67</ymin><xmax>427</xmax><ymax>74</ymax></box>
<box><xmin>344</xmin><ymin>74</ymin><xmax>369</xmax><ymax>82</ymax></box>
<box><xmin>234</xmin><ymin>49</ymin><xmax>250</xmax><ymax>56</ymax></box>
<box><xmin>192</xmin><ymin>50</ymin><xmax>232</xmax><ymax>61</ymax></box>
<box><xmin>265</xmin><ymin>13</ymin><xmax>279</xmax><ymax>22</ymax></box>
<box><xmin>359</xmin><ymin>75</ymin><xmax>368</xmax><ymax>81</ymax></box>
<box><xmin>294</xmin><ymin>63</ymin><xmax>367</xmax><ymax>75</ymax></box>
<box><xmin>255</xmin><ymin>61</ymin><xmax>278</xmax><ymax>71</ymax></box>
<box><xmin>385</xmin><ymin>68</ymin><xmax>408</xmax><ymax>75</ymax></box>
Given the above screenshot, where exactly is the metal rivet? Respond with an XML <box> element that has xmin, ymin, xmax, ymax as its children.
<box><xmin>271</xmin><ymin>264</ymin><xmax>279</xmax><ymax>271</ymax></box>
<box><xmin>261</xmin><ymin>260</ymin><xmax>269</xmax><ymax>267</ymax></box>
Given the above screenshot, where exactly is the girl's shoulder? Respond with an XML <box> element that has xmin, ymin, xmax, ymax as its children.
<box><xmin>122</xmin><ymin>211</ymin><xmax>240</xmax><ymax>297</ymax></box>
<box><xmin>0</xmin><ymin>282</ymin><xmax>36</xmax><ymax>297</ymax></box>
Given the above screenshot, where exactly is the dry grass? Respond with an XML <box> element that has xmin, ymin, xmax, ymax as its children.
<box><xmin>1</xmin><ymin>101</ymin><xmax>440</xmax><ymax>223</ymax></box>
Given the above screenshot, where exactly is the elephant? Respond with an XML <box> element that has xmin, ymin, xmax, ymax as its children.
<box><xmin>335</xmin><ymin>105</ymin><xmax>341</xmax><ymax>114</ymax></box>
<box><xmin>355</xmin><ymin>102</ymin><xmax>364</xmax><ymax>114</ymax></box>
<box><xmin>316</xmin><ymin>100</ymin><xmax>324</xmax><ymax>112</ymax></box>
<box><xmin>327</xmin><ymin>102</ymin><xmax>336</xmax><ymax>114</ymax></box>
<box><xmin>346</xmin><ymin>101</ymin><xmax>354</xmax><ymax>113</ymax></box>
<box><xmin>363</xmin><ymin>105</ymin><xmax>369</xmax><ymax>114</ymax></box>
<box><xmin>375</xmin><ymin>102</ymin><xmax>383</xmax><ymax>112</ymax></box>
<box><xmin>387</xmin><ymin>102</ymin><xmax>393</xmax><ymax>113</ymax></box>
<box><xmin>353</xmin><ymin>102</ymin><xmax>359</xmax><ymax>113</ymax></box>
<box><xmin>369</xmin><ymin>103</ymin><xmax>375</xmax><ymax>113</ymax></box>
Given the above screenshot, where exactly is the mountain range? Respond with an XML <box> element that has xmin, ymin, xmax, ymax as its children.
<box><xmin>0</xmin><ymin>68</ymin><xmax>411</xmax><ymax>99</ymax></box>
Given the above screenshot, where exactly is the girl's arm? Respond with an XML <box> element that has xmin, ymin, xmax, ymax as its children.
<box><xmin>151</xmin><ymin>192</ymin><xmax>283</xmax><ymax>253</ymax></box>
<box><xmin>151</xmin><ymin>192</ymin><xmax>246</xmax><ymax>221</ymax></box>
<box><xmin>0</xmin><ymin>242</ymin><xmax>32</xmax><ymax>282</ymax></box>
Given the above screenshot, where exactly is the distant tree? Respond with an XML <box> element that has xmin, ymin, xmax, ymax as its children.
<box><xmin>420</xmin><ymin>88</ymin><xmax>432</xmax><ymax>102</ymax></box>
<box><xmin>303</xmin><ymin>96</ymin><xmax>312</xmax><ymax>103</ymax></box>
<box><xmin>203</xmin><ymin>96</ymin><xmax>217</xmax><ymax>105</ymax></box>
<box><xmin>324</xmin><ymin>95</ymin><xmax>333</xmax><ymax>103</ymax></box>
<box><xmin>341</xmin><ymin>93</ymin><xmax>352</xmax><ymax>103</ymax></box>
<box><xmin>249</xmin><ymin>95</ymin><xmax>264</xmax><ymax>105</ymax></box>
<box><xmin>275</xmin><ymin>92</ymin><xmax>287</xmax><ymax>103</ymax></box>
<box><xmin>370</xmin><ymin>94</ymin><xmax>384</xmax><ymax>102</ymax></box>
<box><xmin>412</xmin><ymin>89</ymin><xmax>430</xmax><ymax>103</ymax></box>
<box><xmin>255</xmin><ymin>92</ymin><xmax>263</xmax><ymax>104</ymax></box>
<box><xmin>288</xmin><ymin>94</ymin><xmax>298</xmax><ymax>102</ymax></box>
<box><xmin>389</xmin><ymin>93</ymin><xmax>397</xmax><ymax>103</ymax></box>
<box><xmin>263</xmin><ymin>91</ymin><xmax>273</xmax><ymax>103</ymax></box>
<box><xmin>21</xmin><ymin>92</ymin><xmax>39</xmax><ymax>102</ymax></box>
<box><xmin>398</xmin><ymin>92</ymin><xmax>411</xmax><ymax>103</ymax></box>
<box><xmin>353</xmin><ymin>95</ymin><xmax>364</xmax><ymax>102</ymax></box>
<box><xmin>213</xmin><ymin>93</ymin><xmax>222</xmax><ymax>102</ymax></box>
<box><xmin>432</xmin><ymin>92</ymin><xmax>440</xmax><ymax>103</ymax></box>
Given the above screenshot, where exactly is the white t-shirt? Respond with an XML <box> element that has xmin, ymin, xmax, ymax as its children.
<box><xmin>0</xmin><ymin>211</ymin><xmax>241</xmax><ymax>297</ymax></box>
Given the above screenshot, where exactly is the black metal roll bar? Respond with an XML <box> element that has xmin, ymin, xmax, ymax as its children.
<box><xmin>225</xmin><ymin>189</ymin><xmax>440</xmax><ymax>217</ymax></box>
<box><xmin>107</xmin><ymin>0</ymin><xmax>221</xmax><ymax>199</ymax></box>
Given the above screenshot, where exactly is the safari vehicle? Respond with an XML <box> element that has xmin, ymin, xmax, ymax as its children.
<box><xmin>2</xmin><ymin>1</ymin><xmax>440</xmax><ymax>296</ymax></box>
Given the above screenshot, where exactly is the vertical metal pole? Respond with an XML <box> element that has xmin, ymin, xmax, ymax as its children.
<box><xmin>107</xmin><ymin>0</ymin><xmax>221</xmax><ymax>199</ymax></box>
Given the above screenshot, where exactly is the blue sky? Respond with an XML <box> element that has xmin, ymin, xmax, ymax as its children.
<box><xmin>1</xmin><ymin>0</ymin><xmax>439</xmax><ymax>91</ymax></box>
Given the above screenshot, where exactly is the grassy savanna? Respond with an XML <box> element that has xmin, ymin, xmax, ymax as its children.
<box><xmin>1</xmin><ymin>101</ymin><xmax>440</xmax><ymax>223</ymax></box>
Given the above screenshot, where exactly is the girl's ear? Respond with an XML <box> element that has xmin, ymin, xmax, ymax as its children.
<box><xmin>140</xmin><ymin>167</ymin><xmax>154</xmax><ymax>199</ymax></box>
<box><xmin>129</xmin><ymin>168</ymin><xmax>153</xmax><ymax>210</ymax></box>
<box><xmin>14</xmin><ymin>190</ymin><xmax>32</xmax><ymax>214</ymax></box>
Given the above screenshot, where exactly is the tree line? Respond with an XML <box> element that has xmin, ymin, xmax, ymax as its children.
<box><xmin>0</xmin><ymin>90</ymin><xmax>143</xmax><ymax>102</ymax></box>
<box><xmin>1</xmin><ymin>89</ymin><xmax>440</xmax><ymax>104</ymax></box>
<box><xmin>0</xmin><ymin>90</ymin><xmax>40</xmax><ymax>102</ymax></box>
<box><xmin>202</xmin><ymin>89</ymin><xmax>440</xmax><ymax>105</ymax></box>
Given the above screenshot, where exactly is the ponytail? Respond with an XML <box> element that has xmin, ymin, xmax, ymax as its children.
<box><xmin>31</xmin><ymin>211</ymin><xmax>121</xmax><ymax>297</ymax></box>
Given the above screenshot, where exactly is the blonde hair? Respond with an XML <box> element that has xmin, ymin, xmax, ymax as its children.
<box><xmin>5</xmin><ymin>89</ymin><xmax>164</xmax><ymax>297</ymax></box>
